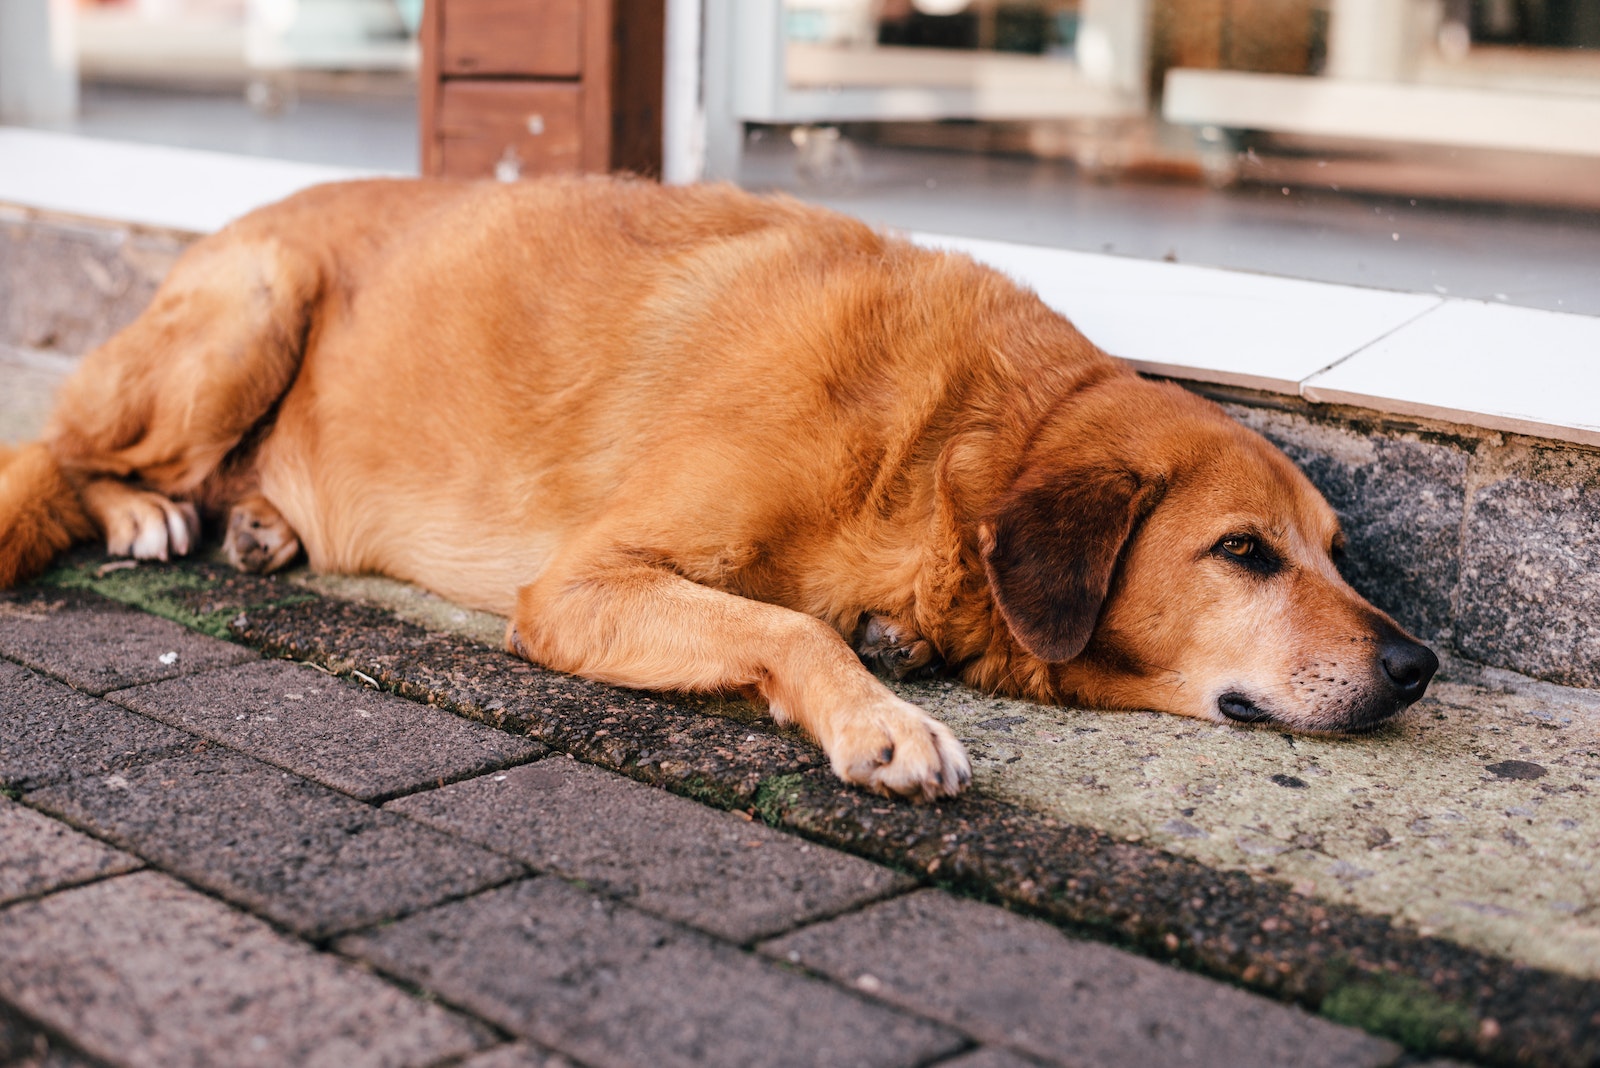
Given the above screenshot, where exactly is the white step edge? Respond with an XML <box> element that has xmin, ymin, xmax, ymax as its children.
<box><xmin>0</xmin><ymin>127</ymin><xmax>380</xmax><ymax>234</ymax></box>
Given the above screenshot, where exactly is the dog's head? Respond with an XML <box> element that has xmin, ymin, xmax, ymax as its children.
<box><xmin>978</xmin><ymin>376</ymin><xmax>1437</xmax><ymax>732</ymax></box>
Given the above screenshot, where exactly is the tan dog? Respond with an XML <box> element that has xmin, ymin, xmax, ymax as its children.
<box><xmin>0</xmin><ymin>176</ymin><xmax>1437</xmax><ymax>799</ymax></box>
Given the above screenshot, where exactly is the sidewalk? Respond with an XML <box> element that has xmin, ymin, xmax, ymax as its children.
<box><xmin>0</xmin><ymin>573</ymin><xmax>1425</xmax><ymax>1068</ymax></box>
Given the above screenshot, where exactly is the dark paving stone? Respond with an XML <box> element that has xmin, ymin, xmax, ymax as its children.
<box><xmin>110</xmin><ymin>659</ymin><xmax>542</xmax><ymax>801</ymax></box>
<box><xmin>27</xmin><ymin>747</ymin><xmax>524</xmax><ymax>938</ymax></box>
<box><xmin>934</xmin><ymin>1050</ymin><xmax>1046</xmax><ymax>1068</ymax></box>
<box><xmin>455</xmin><ymin>1044</ymin><xmax>573</xmax><ymax>1068</ymax></box>
<box><xmin>0</xmin><ymin>660</ymin><xmax>197</xmax><ymax>792</ymax></box>
<box><xmin>0</xmin><ymin>871</ymin><xmax>491</xmax><ymax>1068</ymax></box>
<box><xmin>0</xmin><ymin>999</ymin><xmax>103</xmax><ymax>1068</ymax></box>
<box><xmin>229</xmin><ymin>597</ymin><xmax>828</xmax><ymax>808</ymax></box>
<box><xmin>762</xmin><ymin>890</ymin><xmax>1401</xmax><ymax>1068</ymax></box>
<box><xmin>0</xmin><ymin>798</ymin><xmax>140</xmax><ymax>906</ymax></box>
<box><xmin>1223</xmin><ymin>403</ymin><xmax>1469</xmax><ymax>642</ymax></box>
<box><xmin>1456</xmin><ymin>446</ymin><xmax>1600</xmax><ymax>688</ymax></box>
<box><xmin>340</xmin><ymin>877</ymin><xmax>963</xmax><ymax>1068</ymax></box>
<box><xmin>0</xmin><ymin>588</ymin><xmax>255</xmax><ymax>696</ymax></box>
<box><xmin>387</xmin><ymin>758</ymin><xmax>912</xmax><ymax>942</ymax></box>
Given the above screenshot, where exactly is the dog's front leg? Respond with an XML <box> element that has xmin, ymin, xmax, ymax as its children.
<box><xmin>508</xmin><ymin>560</ymin><xmax>970</xmax><ymax>800</ymax></box>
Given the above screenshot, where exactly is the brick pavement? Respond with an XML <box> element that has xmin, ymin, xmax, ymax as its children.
<box><xmin>0</xmin><ymin>586</ymin><xmax>1444</xmax><ymax>1067</ymax></box>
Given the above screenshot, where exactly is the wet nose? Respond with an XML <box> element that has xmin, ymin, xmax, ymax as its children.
<box><xmin>1380</xmin><ymin>636</ymin><xmax>1439</xmax><ymax>702</ymax></box>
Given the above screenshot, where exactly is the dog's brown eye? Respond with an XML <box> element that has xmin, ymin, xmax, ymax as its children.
<box><xmin>1220</xmin><ymin>535</ymin><xmax>1255</xmax><ymax>557</ymax></box>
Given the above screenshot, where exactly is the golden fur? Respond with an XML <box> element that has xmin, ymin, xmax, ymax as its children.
<box><xmin>0</xmin><ymin>176</ymin><xmax>1438</xmax><ymax>799</ymax></box>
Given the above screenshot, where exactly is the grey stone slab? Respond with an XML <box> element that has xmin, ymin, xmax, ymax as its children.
<box><xmin>1224</xmin><ymin>404</ymin><xmax>1468</xmax><ymax>642</ymax></box>
<box><xmin>0</xmin><ymin>660</ymin><xmax>197</xmax><ymax>792</ymax></box>
<box><xmin>0</xmin><ymin>589</ymin><xmax>256</xmax><ymax>696</ymax></box>
<box><xmin>340</xmin><ymin>877</ymin><xmax>963</xmax><ymax>1068</ymax></box>
<box><xmin>760</xmin><ymin>890</ymin><xmax>1401</xmax><ymax>1068</ymax></box>
<box><xmin>0</xmin><ymin>871</ymin><xmax>492</xmax><ymax>1068</ymax></box>
<box><xmin>0</xmin><ymin>208</ymin><xmax>187</xmax><ymax>356</ymax></box>
<box><xmin>109</xmin><ymin>659</ymin><xmax>542</xmax><ymax>801</ymax></box>
<box><xmin>386</xmin><ymin>758</ymin><xmax>912</xmax><ymax>942</ymax></box>
<box><xmin>0</xmin><ymin>344</ymin><xmax>76</xmax><ymax>447</ymax></box>
<box><xmin>0</xmin><ymin>798</ymin><xmax>140</xmax><ymax>906</ymax></box>
<box><xmin>27</xmin><ymin>747</ymin><xmax>525</xmax><ymax>938</ymax></box>
<box><xmin>1457</xmin><ymin>445</ymin><xmax>1600</xmax><ymax>688</ymax></box>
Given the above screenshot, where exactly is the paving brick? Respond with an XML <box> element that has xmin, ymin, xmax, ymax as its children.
<box><xmin>0</xmin><ymin>871</ymin><xmax>491</xmax><ymax>1068</ymax></box>
<box><xmin>27</xmin><ymin>747</ymin><xmax>524</xmax><ymax>938</ymax></box>
<box><xmin>0</xmin><ymin>798</ymin><xmax>140</xmax><ymax>906</ymax></box>
<box><xmin>760</xmin><ymin>890</ymin><xmax>1401</xmax><ymax>1068</ymax></box>
<box><xmin>0</xmin><ymin>660</ymin><xmax>196</xmax><ymax>792</ymax></box>
<box><xmin>340</xmin><ymin>876</ymin><xmax>963</xmax><ymax>1068</ymax></box>
<box><xmin>456</xmin><ymin>1044</ymin><xmax>574</xmax><ymax>1068</ymax></box>
<box><xmin>935</xmin><ymin>1050</ymin><xmax>1047</xmax><ymax>1068</ymax></box>
<box><xmin>0</xmin><ymin>1001</ymin><xmax>101</xmax><ymax>1068</ymax></box>
<box><xmin>0</xmin><ymin>589</ymin><xmax>255</xmax><ymax>696</ymax></box>
<box><xmin>386</xmin><ymin>758</ymin><xmax>912</xmax><ymax>942</ymax></box>
<box><xmin>110</xmin><ymin>659</ymin><xmax>542</xmax><ymax>801</ymax></box>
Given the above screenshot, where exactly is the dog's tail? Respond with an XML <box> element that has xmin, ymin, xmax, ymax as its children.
<box><xmin>0</xmin><ymin>443</ymin><xmax>95</xmax><ymax>588</ymax></box>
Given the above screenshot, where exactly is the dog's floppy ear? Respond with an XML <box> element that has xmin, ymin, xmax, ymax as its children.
<box><xmin>979</xmin><ymin>466</ymin><xmax>1160</xmax><ymax>663</ymax></box>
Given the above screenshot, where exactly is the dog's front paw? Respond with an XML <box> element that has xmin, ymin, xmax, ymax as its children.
<box><xmin>224</xmin><ymin>495</ymin><xmax>300</xmax><ymax>574</ymax></box>
<box><xmin>828</xmin><ymin>697</ymin><xmax>971</xmax><ymax>802</ymax></box>
<box><xmin>101</xmin><ymin>489</ymin><xmax>199</xmax><ymax>562</ymax></box>
<box><xmin>854</xmin><ymin>614</ymin><xmax>941</xmax><ymax>680</ymax></box>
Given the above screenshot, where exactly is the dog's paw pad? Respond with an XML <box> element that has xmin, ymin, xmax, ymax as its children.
<box><xmin>854</xmin><ymin>614</ymin><xmax>941</xmax><ymax>680</ymax></box>
<box><xmin>833</xmin><ymin>698</ymin><xmax>971</xmax><ymax>802</ymax></box>
<box><xmin>224</xmin><ymin>497</ymin><xmax>300</xmax><ymax>574</ymax></box>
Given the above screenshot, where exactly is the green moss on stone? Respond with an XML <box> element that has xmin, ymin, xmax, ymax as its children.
<box><xmin>670</xmin><ymin>774</ymin><xmax>745</xmax><ymax>811</ymax></box>
<box><xmin>40</xmin><ymin>559</ymin><xmax>311</xmax><ymax>639</ymax></box>
<box><xmin>1321</xmin><ymin>972</ymin><xmax>1477</xmax><ymax>1052</ymax></box>
<box><xmin>753</xmin><ymin>773</ymin><xmax>806</xmax><ymax>826</ymax></box>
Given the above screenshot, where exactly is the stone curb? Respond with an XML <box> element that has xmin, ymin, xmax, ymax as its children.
<box><xmin>17</xmin><ymin>555</ymin><xmax>1599</xmax><ymax>1066</ymax></box>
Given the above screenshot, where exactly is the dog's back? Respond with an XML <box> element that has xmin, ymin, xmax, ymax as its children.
<box><xmin>232</xmin><ymin>178</ymin><xmax>1114</xmax><ymax>619</ymax></box>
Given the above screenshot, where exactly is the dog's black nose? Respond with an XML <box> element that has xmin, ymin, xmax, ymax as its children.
<box><xmin>1380</xmin><ymin>636</ymin><xmax>1438</xmax><ymax>702</ymax></box>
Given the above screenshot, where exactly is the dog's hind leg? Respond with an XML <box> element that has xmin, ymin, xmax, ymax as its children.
<box><xmin>43</xmin><ymin>236</ymin><xmax>318</xmax><ymax>569</ymax></box>
<box><xmin>223</xmin><ymin>493</ymin><xmax>300</xmax><ymax>573</ymax></box>
<box><xmin>507</xmin><ymin>556</ymin><xmax>971</xmax><ymax>800</ymax></box>
<box><xmin>854</xmin><ymin>614</ymin><xmax>942</xmax><ymax>680</ymax></box>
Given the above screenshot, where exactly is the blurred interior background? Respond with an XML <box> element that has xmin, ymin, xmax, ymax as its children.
<box><xmin>1</xmin><ymin>0</ymin><xmax>1597</xmax><ymax>309</ymax></box>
